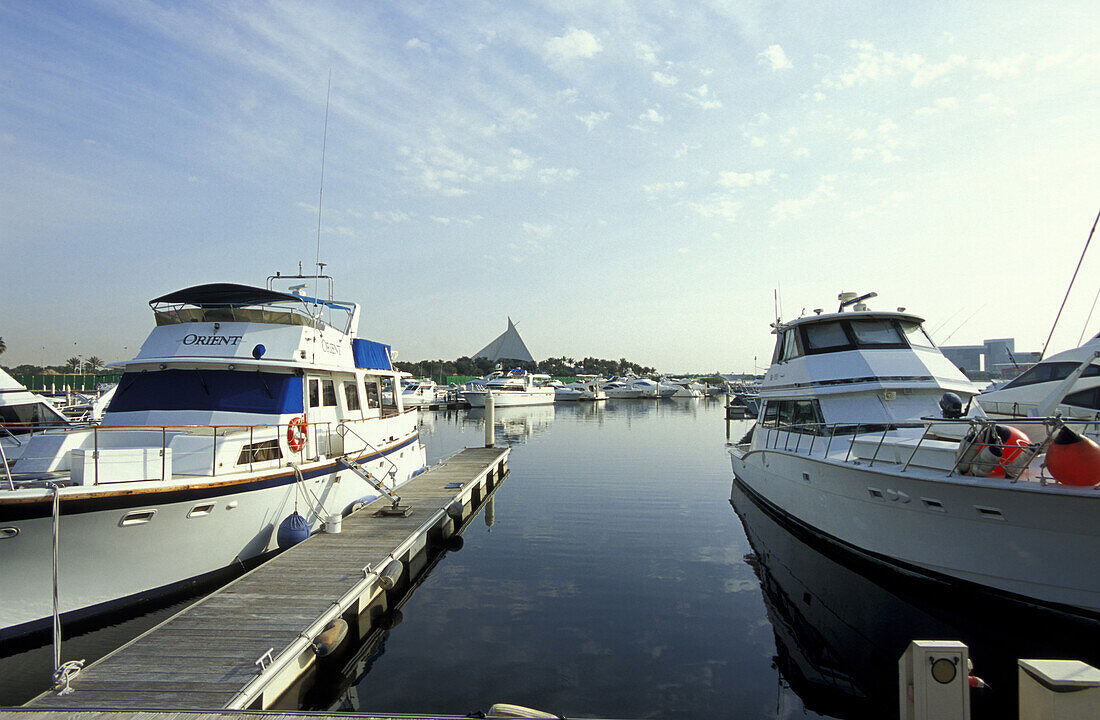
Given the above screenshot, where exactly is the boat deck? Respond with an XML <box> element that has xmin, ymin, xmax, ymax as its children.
<box><xmin>22</xmin><ymin>446</ymin><xmax>509</xmax><ymax>712</ymax></box>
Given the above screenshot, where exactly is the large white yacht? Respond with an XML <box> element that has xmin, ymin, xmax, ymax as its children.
<box><xmin>729</xmin><ymin>292</ymin><xmax>1100</xmax><ymax>618</ymax></box>
<box><xmin>0</xmin><ymin>274</ymin><xmax>427</xmax><ymax>642</ymax></box>
<box><xmin>0</xmin><ymin>369</ymin><xmax>73</xmax><ymax>462</ymax></box>
<box><xmin>461</xmin><ymin>370</ymin><xmax>555</xmax><ymax>407</ymax></box>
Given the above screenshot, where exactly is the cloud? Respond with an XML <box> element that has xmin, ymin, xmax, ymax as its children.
<box><xmin>684</xmin><ymin>84</ymin><xmax>722</xmax><ymax>109</ymax></box>
<box><xmin>576</xmin><ymin>111</ymin><xmax>611</xmax><ymax>130</ymax></box>
<box><xmin>915</xmin><ymin>96</ymin><xmax>960</xmax><ymax>115</ymax></box>
<box><xmin>688</xmin><ymin>196</ymin><xmax>742</xmax><ymax>220</ymax></box>
<box><xmin>522</xmin><ymin>222</ymin><xmax>553</xmax><ymax>239</ymax></box>
<box><xmin>545</xmin><ymin>28</ymin><xmax>602</xmax><ymax>61</ymax></box>
<box><xmin>397</xmin><ymin>139</ymin><xmax>533</xmax><ymax>196</ymax></box>
<box><xmin>820</xmin><ymin>40</ymin><xmax>923</xmax><ymax>88</ymax></box>
<box><xmin>538</xmin><ymin>167</ymin><xmax>579</xmax><ymax>183</ymax></box>
<box><xmin>770</xmin><ymin>175</ymin><xmax>837</xmax><ymax>223</ymax></box>
<box><xmin>758</xmin><ymin>44</ymin><xmax>793</xmax><ymax>70</ymax></box>
<box><xmin>639</xmin><ymin>107</ymin><xmax>665</xmax><ymax>124</ymax></box>
<box><xmin>652</xmin><ymin>71</ymin><xmax>678</xmax><ymax>87</ymax></box>
<box><xmin>717</xmin><ymin>170</ymin><xmax>774</xmax><ymax>188</ymax></box>
<box><xmin>405</xmin><ymin>38</ymin><xmax>431</xmax><ymax>53</ymax></box>
<box><xmin>635</xmin><ymin>41</ymin><xmax>659</xmax><ymax>65</ymax></box>
<box><xmin>643</xmin><ymin>180</ymin><xmax>685</xmax><ymax>197</ymax></box>
<box><xmin>482</xmin><ymin>108</ymin><xmax>538</xmax><ymax>137</ymax></box>
<box><xmin>911</xmin><ymin>54</ymin><xmax>966</xmax><ymax>86</ymax></box>
<box><xmin>674</xmin><ymin>143</ymin><xmax>701</xmax><ymax>158</ymax></box>
<box><xmin>975</xmin><ymin>54</ymin><xmax>1028</xmax><ymax>78</ymax></box>
<box><xmin>373</xmin><ymin>210</ymin><xmax>411</xmax><ymax>223</ymax></box>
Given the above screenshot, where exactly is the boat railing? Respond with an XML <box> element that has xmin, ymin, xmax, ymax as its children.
<box><xmin>758</xmin><ymin>416</ymin><xmax>1100</xmax><ymax>480</ymax></box>
<box><xmin>5</xmin><ymin>420</ymin><xmax>352</xmax><ymax>487</ymax></box>
<box><xmin>335</xmin><ymin>421</ymin><xmax>401</xmax><ymax>482</ymax></box>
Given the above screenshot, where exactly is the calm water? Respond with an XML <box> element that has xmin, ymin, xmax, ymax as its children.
<box><xmin>3</xmin><ymin>399</ymin><xmax>1098</xmax><ymax>718</ymax></box>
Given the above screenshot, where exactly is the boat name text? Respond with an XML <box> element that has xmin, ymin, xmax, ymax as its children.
<box><xmin>182</xmin><ymin>334</ymin><xmax>244</xmax><ymax>347</ymax></box>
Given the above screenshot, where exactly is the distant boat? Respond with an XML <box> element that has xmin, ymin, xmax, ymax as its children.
<box><xmin>0</xmin><ymin>368</ymin><xmax>73</xmax><ymax>462</ymax></box>
<box><xmin>399</xmin><ymin>377</ymin><xmax>447</xmax><ymax>407</ymax></box>
<box><xmin>462</xmin><ymin>370</ymin><xmax>555</xmax><ymax>407</ymax></box>
<box><xmin>729</xmin><ymin>292</ymin><xmax>1100</xmax><ymax>617</ymax></box>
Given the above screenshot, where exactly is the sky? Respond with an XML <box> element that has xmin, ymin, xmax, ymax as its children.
<box><xmin>1</xmin><ymin>1</ymin><xmax>1098</xmax><ymax>374</ymax></box>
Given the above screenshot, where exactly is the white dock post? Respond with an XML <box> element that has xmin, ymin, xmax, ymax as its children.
<box><xmin>484</xmin><ymin>392</ymin><xmax>495</xmax><ymax>447</ymax></box>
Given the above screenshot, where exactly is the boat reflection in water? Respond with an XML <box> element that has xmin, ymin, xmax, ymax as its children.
<box><xmin>467</xmin><ymin>404</ymin><xmax>555</xmax><ymax>446</ymax></box>
<box><xmin>729</xmin><ymin>480</ymin><xmax>1100</xmax><ymax>720</ymax></box>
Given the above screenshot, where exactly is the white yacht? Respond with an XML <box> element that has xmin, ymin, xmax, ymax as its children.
<box><xmin>461</xmin><ymin>370</ymin><xmax>555</xmax><ymax>407</ymax></box>
<box><xmin>977</xmin><ymin>334</ymin><xmax>1100</xmax><ymax>433</ymax></box>
<box><xmin>729</xmin><ymin>292</ymin><xmax>1100</xmax><ymax>618</ymax></box>
<box><xmin>399</xmin><ymin>377</ymin><xmax>444</xmax><ymax>408</ymax></box>
<box><xmin>1</xmin><ymin>274</ymin><xmax>427</xmax><ymax>642</ymax></box>
<box><xmin>0</xmin><ymin>369</ymin><xmax>73</xmax><ymax>462</ymax></box>
<box><xmin>601</xmin><ymin>377</ymin><xmax>644</xmax><ymax>399</ymax></box>
<box><xmin>553</xmin><ymin>383</ymin><xmax>583</xmax><ymax>402</ymax></box>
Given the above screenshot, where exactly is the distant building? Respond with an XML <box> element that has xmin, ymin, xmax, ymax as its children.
<box><xmin>473</xmin><ymin>317</ymin><xmax>535</xmax><ymax>363</ymax></box>
<box><xmin>941</xmin><ymin>338</ymin><xmax>1038</xmax><ymax>381</ymax></box>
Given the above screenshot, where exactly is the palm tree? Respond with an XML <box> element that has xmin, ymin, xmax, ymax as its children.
<box><xmin>0</xmin><ymin>337</ymin><xmax>6</xmax><ymax>355</ymax></box>
<box><xmin>86</xmin><ymin>356</ymin><xmax>105</xmax><ymax>372</ymax></box>
<box><xmin>65</xmin><ymin>357</ymin><xmax>82</xmax><ymax>372</ymax></box>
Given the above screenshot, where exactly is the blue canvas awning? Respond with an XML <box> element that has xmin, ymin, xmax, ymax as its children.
<box><xmin>352</xmin><ymin>339</ymin><xmax>393</xmax><ymax>370</ymax></box>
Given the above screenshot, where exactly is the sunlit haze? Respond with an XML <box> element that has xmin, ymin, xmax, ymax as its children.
<box><xmin>2</xmin><ymin>1</ymin><xmax>1098</xmax><ymax>373</ymax></box>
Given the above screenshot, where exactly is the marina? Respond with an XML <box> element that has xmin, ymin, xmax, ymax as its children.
<box><xmin>4</xmin><ymin>398</ymin><xmax>1098</xmax><ymax>718</ymax></box>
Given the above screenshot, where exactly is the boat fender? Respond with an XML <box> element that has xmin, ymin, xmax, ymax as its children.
<box><xmin>968</xmin><ymin>442</ymin><xmax>1003</xmax><ymax>477</ymax></box>
<box><xmin>955</xmin><ymin>426</ymin><xmax>985</xmax><ymax>475</ymax></box>
<box><xmin>287</xmin><ymin>416</ymin><xmax>308</xmax><ymax>453</ymax></box>
<box><xmin>988</xmin><ymin>425</ymin><xmax>1030</xmax><ymax>479</ymax></box>
<box><xmin>276</xmin><ymin>511</ymin><xmax>310</xmax><ymax>549</ymax></box>
<box><xmin>486</xmin><ymin>703</ymin><xmax>561</xmax><ymax>719</ymax></box>
<box><xmin>378</xmin><ymin>559</ymin><xmax>403</xmax><ymax>590</ymax></box>
<box><xmin>312</xmin><ymin>618</ymin><xmax>348</xmax><ymax>657</ymax></box>
<box><xmin>1045</xmin><ymin>427</ymin><xmax>1100</xmax><ymax>487</ymax></box>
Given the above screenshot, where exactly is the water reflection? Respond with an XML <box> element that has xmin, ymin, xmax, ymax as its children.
<box><xmin>729</xmin><ymin>480</ymin><xmax>1100</xmax><ymax>719</ymax></box>
<box><xmin>463</xmin><ymin>404</ymin><xmax>555</xmax><ymax>446</ymax></box>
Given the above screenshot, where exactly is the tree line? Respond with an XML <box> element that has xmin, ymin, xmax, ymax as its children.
<box><xmin>394</xmin><ymin>355</ymin><xmax>657</xmax><ymax>381</ymax></box>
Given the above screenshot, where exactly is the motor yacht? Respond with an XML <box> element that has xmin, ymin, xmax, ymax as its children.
<box><xmin>461</xmin><ymin>370</ymin><xmax>555</xmax><ymax>407</ymax></box>
<box><xmin>1</xmin><ymin>274</ymin><xmax>427</xmax><ymax>641</ymax></box>
<box><xmin>399</xmin><ymin>377</ymin><xmax>444</xmax><ymax>408</ymax></box>
<box><xmin>728</xmin><ymin>292</ymin><xmax>1100</xmax><ymax>618</ymax></box>
<box><xmin>0</xmin><ymin>369</ymin><xmax>73</xmax><ymax>463</ymax></box>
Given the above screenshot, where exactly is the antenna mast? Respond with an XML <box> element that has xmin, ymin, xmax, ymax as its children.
<box><xmin>1040</xmin><ymin>207</ymin><xmax>1099</xmax><ymax>359</ymax></box>
<box><xmin>315</xmin><ymin>70</ymin><xmax>332</xmax><ymax>277</ymax></box>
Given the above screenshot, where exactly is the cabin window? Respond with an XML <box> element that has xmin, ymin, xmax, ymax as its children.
<box><xmin>1001</xmin><ymin>362</ymin><xmax>1080</xmax><ymax>390</ymax></box>
<box><xmin>1063</xmin><ymin>387</ymin><xmax>1100</xmax><ymax>411</ymax></box>
<box><xmin>802</xmin><ymin>321</ymin><xmax>851</xmax><ymax>352</ymax></box>
<box><xmin>237</xmin><ymin>439</ymin><xmax>283</xmax><ymax>464</ymax></box>
<box><xmin>783</xmin><ymin>330</ymin><xmax>803</xmax><ymax>361</ymax></box>
<box><xmin>900</xmin><ymin>321</ymin><xmax>936</xmax><ymax>348</ymax></box>
<box><xmin>849</xmin><ymin>319</ymin><xmax>905</xmax><ymax>346</ymax></box>
<box><xmin>0</xmin><ymin>404</ymin><xmax>68</xmax><ymax>433</ymax></box>
<box><xmin>344</xmin><ymin>382</ymin><xmax>361</xmax><ymax>411</ymax></box>
<box><xmin>309</xmin><ymin>379</ymin><xmax>321</xmax><ymax>408</ymax></box>
<box><xmin>365</xmin><ymin>378</ymin><xmax>381</xmax><ymax>409</ymax></box>
<box><xmin>107</xmin><ymin>370</ymin><xmax>304</xmax><ymax>414</ymax></box>
<box><xmin>760</xmin><ymin>399</ymin><xmax>824</xmax><ymax>432</ymax></box>
<box><xmin>321</xmin><ymin>379</ymin><xmax>337</xmax><ymax>407</ymax></box>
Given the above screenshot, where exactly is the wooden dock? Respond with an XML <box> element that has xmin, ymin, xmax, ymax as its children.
<box><xmin>23</xmin><ymin>447</ymin><xmax>509</xmax><ymax>713</ymax></box>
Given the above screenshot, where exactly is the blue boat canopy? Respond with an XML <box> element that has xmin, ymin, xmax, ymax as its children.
<box><xmin>352</xmin><ymin>339</ymin><xmax>393</xmax><ymax>370</ymax></box>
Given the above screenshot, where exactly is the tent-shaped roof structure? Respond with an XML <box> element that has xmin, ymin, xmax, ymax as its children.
<box><xmin>473</xmin><ymin>317</ymin><xmax>535</xmax><ymax>363</ymax></box>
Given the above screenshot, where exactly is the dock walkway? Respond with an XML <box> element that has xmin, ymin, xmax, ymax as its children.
<box><xmin>24</xmin><ymin>447</ymin><xmax>509</xmax><ymax>713</ymax></box>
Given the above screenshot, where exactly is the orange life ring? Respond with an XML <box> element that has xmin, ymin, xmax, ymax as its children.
<box><xmin>287</xmin><ymin>416</ymin><xmax>308</xmax><ymax>453</ymax></box>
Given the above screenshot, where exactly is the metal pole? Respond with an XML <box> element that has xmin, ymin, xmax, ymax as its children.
<box><xmin>484</xmin><ymin>392</ymin><xmax>495</xmax><ymax>447</ymax></box>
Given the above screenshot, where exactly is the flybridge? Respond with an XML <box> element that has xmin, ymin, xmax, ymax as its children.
<box><xmin>149</xmin><ymin>277</ymin><xmax>360</xmax><ymax>337</ymax></box>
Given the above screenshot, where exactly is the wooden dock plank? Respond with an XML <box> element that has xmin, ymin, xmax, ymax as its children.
<box><xmin>24</xmin><ymin>447</ymin><xmax>508</xmax><ymax>713</ymax></box>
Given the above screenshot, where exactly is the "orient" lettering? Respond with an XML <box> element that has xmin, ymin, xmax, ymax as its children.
<box><xmin>182</xmin><ymin>334</ymin><xmax>243</xmax><ymax>346</ymax></box>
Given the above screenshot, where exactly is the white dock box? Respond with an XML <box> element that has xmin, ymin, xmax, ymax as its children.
<box><xmin>1019</xmin><ymin>659</ymin><xmax>1100</xmax><ymax>720</ymax></box>
<box><xmin>70</xmin><ymin>448</ymin><xmax>172</xmax><ymax>484</ymax></box>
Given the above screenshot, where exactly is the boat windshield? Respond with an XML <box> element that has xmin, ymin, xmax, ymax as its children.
<box><xmin>776</xmin><ymin>316</ymin><xmax>919</xmax><ymax>361</ymax></box>
<box><xmin>107</xmin><ymin>370</ymin><xmax>304</xmax><ymax>415</ymax></box>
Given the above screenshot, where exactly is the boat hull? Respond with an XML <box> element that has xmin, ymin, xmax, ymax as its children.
<box><xmin>0</xmin><ymin>430</ymin><xmax>426</xmax><ymax>641</ymax></box>
<box><xmin>729</xmin><ymin>447</ymin><xmax>1100</xmax><ymax>616</ymax></box>
<box><xmin>464</xmin><ymin>390</ymin><xmax>555</xmax><ymax>407</ymax></box>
